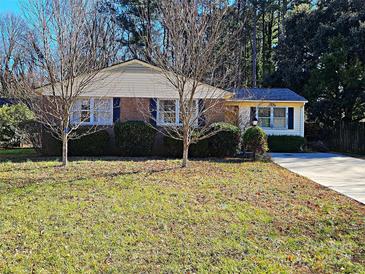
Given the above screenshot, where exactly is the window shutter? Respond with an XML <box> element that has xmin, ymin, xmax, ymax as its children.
<box><xmin>113</xmin><ymin>98</ymin><xmax>121</xmax><ymax>122</ymax></box>
<box><xmin>198</xmin><ymin>99</ymin><xmax>205</xmax><ymax>127</ymax></box>
<box><xmin>150</xmin><ymin>98</ymin><xmax>157</xmax><ymax>126</ymax></box>
<box><xmin>250</xmin><ymin>107</ymin><xmax>256</xmax><ymax>122</ymax></box>
<box><xmin>288</xmin><ymin>107</ymin><xmax>294</xmax><ymax>129</ymax></box>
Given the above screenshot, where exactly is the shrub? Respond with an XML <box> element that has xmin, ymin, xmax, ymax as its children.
<box><xmin>0</xmin><ymin>103</ymin><xmax>34</xmax><ymax>147</ymax></box>
<box><xmin>69</xmin><ymin>129</ymin><xmax>110</xmax><ymax>156</ymax></box>
<box><xmin>207</xmin><ymin>122</ymin><xmax>241</xmax><ymax>157</ymax></box>
<box><xmin>242</xmin><ymin>126</ymin><xmax>268</xmax><ymax>155</ymax></box>
<box><xmin>41</xmin><ymin>128</ymin><xmax>110</xmax><ymax>156</ymax></box>
<box><xmin>114</xmin><ymin>121</ymin><xmax>156</xmax><ymax>156</ymax></box>
<box><xmin>41</xmin><ymin>131</ymin><xmax>62</xmax><ymax>156</ymax></box>
<box><xmin>162</xmin><ymin>136</ymin><xmax>183</xmax><ymax>157</ymax></box>
<box><xmin>162</xmin><ymin>122</ymin><xmax>241</xmax><ymax>158</ymax></box>
<box><xmin>267</xmin><ymin>135</ymin><xmax>305</xmax><ymax>152</ymax></box>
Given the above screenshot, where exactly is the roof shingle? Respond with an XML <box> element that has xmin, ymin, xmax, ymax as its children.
<box><xmin>232</xmin><ymin>88</ymin><xmax>307</xmax><ymax>102</ymax></box>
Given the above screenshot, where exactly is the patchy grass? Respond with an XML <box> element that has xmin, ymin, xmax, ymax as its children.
<box><xmin>0</xmin><ymin>158</ymin><xmax>364</xmax><ymax>273</ymax></box>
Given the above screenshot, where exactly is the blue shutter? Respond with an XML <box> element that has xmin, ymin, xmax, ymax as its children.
<box><xmin>198</xmin><ymin>99</ymin><xmax>205</xmax><ymax>127</ymax></box>
<box><xmin>288</xmin><ymin>107</ymin><xmax>294</xmax><ymax>129</ymax></box>
<box><xmin>113</xmin><ymin>98</ymin><xmax>121</xmax><ymax>122</ymax></box>
<box><xmin>150</xmin><ymin>98</ymin><xmax>157</xmax><ymax>126</ymax></box>
<box><xmin>250</xmin><ymin>107</ymin><xmax>256</xmax><ymax>122</ymax></box>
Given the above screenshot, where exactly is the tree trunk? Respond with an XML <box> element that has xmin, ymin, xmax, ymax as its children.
<box><xmin>182</xmin><ymin>129</ymin><xmax>190</xmax><ymax>168</ymax></box>
<box><xmin>252</xmin><ymin>1</ymin><xmax>257</xmax><ymax>88</ymax></box>
<box><xmin>279</xmin><ymin>0</ymin><xmax>287</xmax><ymax>45</ymax></box>
<box><xmin>62</xmin><ymin>132</ymin><xmax>68</xmax><ymax>166</ymax></box>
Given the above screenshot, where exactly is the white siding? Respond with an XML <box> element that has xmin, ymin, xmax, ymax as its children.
<box><xmin>42</xmin><ymin>60</ymin><xmax>228</xmax><ymax>99</ymax></box>
<box><xmin>238</xmin><ymin>105</ymin><xmax>304</xmax><ymax>137</ymax></box>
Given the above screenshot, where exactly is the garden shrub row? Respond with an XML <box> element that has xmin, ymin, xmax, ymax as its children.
<box><xmin>41</xmin><ymin>128</ymin><xmax>110</xmax><ymax>156</ymax></box>
<box><xmin>40</xmin><ymin>122</ymin><xmax>303</xmax><ymax>157</ymax></box>
<box><xmin>162</xmin><ymin>122</ymin><xmax>241</xmax><ymax>158</ymax></box>
<box><xmin>267</xmin><ymin>135</ymin><xmax>305</xmax><ymax>152</ymax></box>
<box><xmin>114</xmin><ymin>121</ymin><xmax>156</xmax><ymax>156</ymax></box>
<box><xmin>41</xmin><ymin>122</ymin><xmax>306</xmax><ymax>157</ymax></box>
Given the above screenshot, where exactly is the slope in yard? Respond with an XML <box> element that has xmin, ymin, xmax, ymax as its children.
<box><xmin>0</xmin><ymin>158</ymin><xmax>364</xmax><ymax>273</ymax></box>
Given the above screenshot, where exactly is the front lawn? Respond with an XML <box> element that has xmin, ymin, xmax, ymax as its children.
<box><xmin>0</xmin><ymin>158</ymin><xmax>364</xmax><ymax>272</ymax></box>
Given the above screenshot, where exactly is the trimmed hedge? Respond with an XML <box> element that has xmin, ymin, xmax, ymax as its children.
<box><xmin>69</xmin><ymin>130</ymin><xmax>110</xmax><ymax>156</ymax></box>
<box><xmin>162</xmin><ymin>122</ymin><xmax>241</xmax><ymax>158</ymax></box>
<box><xmin>242</xmin><ymin>126</ymin><xmax>268</xmax><ymax>154</ymax></box>
<box><xmin>41</xmin><ymin>128</ymin><xmax>110</xmax><ymax>156</ymax></box>
<box><xmin>114</xmin><ymin>121</ymin><xmax>156</xmax><ymax>156</ymax></box>
<box><xmin>206</xmin><ymin>122</ymin><xmax>241</xmax><ymax>157</ymax></box>
<box><xmin>267</xmin><ymin>135</ymin><xmax>305</xmax><ymax>152</ymax></box>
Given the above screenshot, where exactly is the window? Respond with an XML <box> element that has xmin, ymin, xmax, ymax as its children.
<box><xmin>80</xmin><ymin>99</ymin><xmax>91</xmax><ymax>123</ymax></box>
<box><xmin>158</xmin><ymin>99</ymin><xmax>177</xmax><ymax>125</ymax></box>
<box><xmin>273</xmin><ymin>108</ymin><xmax>286</xmax><ymax>129</ymax></box>
<box><xmin>157</xmin><ymin>99</ymin><xmax>198</xmax><ymax>126</ymax></box>
<box><xmin>258</xmin><ymin>107</ymin><xmax>271</xmax><ymax>128</ymax></box>
<box><xmin>94</xmin><ymin>99</ymin><xmax>112</xmax><ymax>125</ymax></box>
<box><xmin>71</xmin><ymin>98</ymin><xmax>113</xmax><ymax>125</ymax></box>
<box><xmin>256</xmin><ymin>107</ymin><xmax>288</xmax><ymax>129</ymax></box>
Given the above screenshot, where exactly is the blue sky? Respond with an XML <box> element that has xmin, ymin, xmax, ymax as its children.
<box><xmin>0</xmin><ymin>0</ymin><xmax>21</xmax><ymax>14</ymax></box>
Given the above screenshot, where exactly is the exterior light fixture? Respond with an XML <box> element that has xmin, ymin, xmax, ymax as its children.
<box><xmin>252</xmin><ymin>117</ymin><xmax>258</xmax><ymax>126</ymax></box>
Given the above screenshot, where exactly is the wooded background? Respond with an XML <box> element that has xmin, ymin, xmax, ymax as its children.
<box><xmin>98</xmin><ymin>0</ymin><xmax>364</xmax><ymax>129</ymax></box>
<box><xmin>0</xmin><ymin>0</ymin><xmax>364</xmax><ymax>154</ymax></box>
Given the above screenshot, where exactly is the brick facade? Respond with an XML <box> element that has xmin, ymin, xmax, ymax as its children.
<box><xmin>120</xmin><ymin>97</ymin><xmax>149</xmax><ymax>122</ymax></box>
<box><xmin>203</xmin><ymin>99</ymin><xmax>227</xmax><ymax>124</ymax></box>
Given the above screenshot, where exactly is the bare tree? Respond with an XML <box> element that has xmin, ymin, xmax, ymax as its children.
<box><xmin>9</xmin><ymin>0</ymin><xmax>118</xmax><ymax>166</ymax></box>
<box><xmin>0</xmin><ymin>14</ymin><xmax>27</xmax><ymax>96</ymax></box>
<box><xmin>143</xmin><ymin>0</ymin><xmax>241</xmax><ymax>167</ymax></box>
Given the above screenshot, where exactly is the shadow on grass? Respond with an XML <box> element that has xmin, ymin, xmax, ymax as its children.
<box><xmin>0</xmin><ymin>155</ymin><xmax>248</xmax><ymax>165</ymax></box>
<box><xmin>0</xmin><ymin>160</ymin><xmax>182</xmax><ymax>191</ymax></box>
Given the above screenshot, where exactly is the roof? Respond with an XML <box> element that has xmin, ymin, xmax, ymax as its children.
<box><xmin>231</xmin><ymin>88</ymin><xmax>307</xmax><ymax>102</ymax></box>
<box><xmin>0</xmin><ymin>98</ymin><xmax>17</xmax><ymax>106</ymax></box>
<box><xmin>41</xmin><ymin>59</ymin><xmax>232</xmax><ymax>99</ymax></box>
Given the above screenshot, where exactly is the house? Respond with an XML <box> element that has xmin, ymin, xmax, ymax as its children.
<box><xmin>42</xmin><ymin>59</ymin><xmax>307</xmax><ymax>151</ymax></box>
<box><xmin>226</xmin><ymin>88</ymin><xmax>307</xmax><ymax>137</ymax></box>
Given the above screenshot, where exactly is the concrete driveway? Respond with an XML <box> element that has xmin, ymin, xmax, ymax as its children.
<box><xmin>271</xmin><ymin>153</ymin><xmax>365</xmax><ymax>204</ymax></box>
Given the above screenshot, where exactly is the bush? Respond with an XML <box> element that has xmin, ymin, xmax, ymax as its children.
<box><xmin>207</xmin><ymin>122</ymin><xmax>241</xmax><ymax>157</ymax></box>
<box><xmin>41</xmin><ymin>131</ymin><xmax>62</xmax><ymax>156</ymax></box>
<box><xmin>0</xmin><ymin>103</ymin><xmax>34</xmax><ymax>147</ymax></box>
<box><xmin>162</xmin><ymin>122</ymin><xmax>241</xmax><ymax>158</ymax></box>
<box><xmin>114</xmin><ymin>121</ymin><xmax>156</xmax><ymax>156</ymax></box>
<box><xmin>242</xmin><ymin>126</ymin><xmax>268</xmax><ymax>155</ymax></box>
<box><xmin>41</xmin><ymin>128</ymin><xmax>110</xmax><ymax>156</ymax></box>
<box><xmin>267</xmin><ymin>135</ymin><xmax>305</xmax><ymax>152</ymax></box>
<box><xmin>69</xmin><ymin>129</ymin><xmax>110</xmax><ymax>156</ymax></box>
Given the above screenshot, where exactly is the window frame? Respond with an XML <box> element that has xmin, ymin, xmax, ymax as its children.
<box><xmin>71</xmin><ymin>97</ymin><xmax>113</xmax><ymax>126</ymax></box>
<box><xmin>157</xmin><ymin>99</ymin><xmax>199</xmax><ymax>126</ymax></box>
<box><xmin>256</xmin><ymin>106</ymin><xmax>288</xmax><ymax>130</ymax></box>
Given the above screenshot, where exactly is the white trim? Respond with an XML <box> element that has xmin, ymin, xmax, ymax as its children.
<box><xmin>156</xmin><ymin>99</ymin><xmax>199</xmax><ymax>126</ymax></box>
<box><xmin>256</xmin><ymin>106</ymin><xmax>288</xmax><ymax>130</ymax></box>
<box><xmin>156</xmin><ymin>99</ymin><xmax>179</xmax><ymax>126</ymax></box>
<box><xmin>71</xmin><ymin>97</ymin><xmax>113</xmax><ymax>126</ymax></box>
<box><xmin>226</xmin><ymin>100</ymin><xmax>308</xmax><ymax>103</ymax></box>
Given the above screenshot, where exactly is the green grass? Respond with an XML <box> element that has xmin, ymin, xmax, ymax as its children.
<box><xmin>0</xmin><ymin>158</ymin><xmax>364</xmax><ymax>273</ymax></box>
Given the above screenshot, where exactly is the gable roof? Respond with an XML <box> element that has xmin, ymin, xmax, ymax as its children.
<box><xmin>231</xmin><ymin>88</ymin><xmax>307</xmax><ymax>102</ymax></box>
<box><xmin>41</xmin><ymin>59</ymin><xmax>231</xmax><ymax>99</ymax></box>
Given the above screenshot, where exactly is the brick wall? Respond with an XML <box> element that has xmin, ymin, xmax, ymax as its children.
<box><xmin>203</xmin><ymin>99</ymin><xmax>226</xmax><ymax>124</ymax></box>
<box><xmin>120</xmin><ymin>97</ymin><xmax>149</xmax><ymax>122</ymax></box>
<box><xmin>118</xmin><ymin>97</ymin><xmax>232</xmax><ymax>125</ymax></box>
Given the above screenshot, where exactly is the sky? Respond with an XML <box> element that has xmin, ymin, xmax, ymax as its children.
<box><xmin>0</xmin><ymin>0</ymin><xmax>21</xmax><ymax>14</ymax></box>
